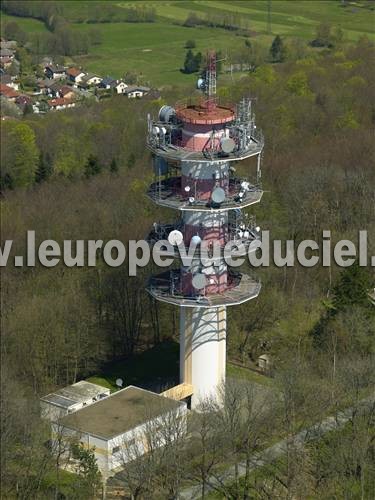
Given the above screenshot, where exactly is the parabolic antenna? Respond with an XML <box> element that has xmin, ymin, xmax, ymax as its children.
<box><xmin>211</xmin><ymin>187</ymin><xmax>226</xmax><ymax>204</ymax></box>
<box><xmin>168</xmin><ymin>230</ymin><xmax>184</xmax><ymax>246</ymax></box>
<box><xmin>191</xmin><ymin>235</ymin><xmax>202</xmax><ymax>245</ymax></box>
<box><xmin>221</xmin><ymin>137</ymin><xmax>236</xmax><ymax>154</ymax></box>
<box><xmin>116</xmin><ymin>378</ymin><xmax>123</xmax><ymax>388</ymax></box>
<box><xmin>192</xmin><ymin>273</ymin><xmax>207</xmax><ymax>290</ymax></box>
<box><xmin>158</xmin><ymin>105</ymin><xmax>175</xmax><ymax>123</ymax></box>
<box><xmin>197</xmin><ymin>78</ymin><xmax>205</xmax><ymax>90</ymax></box>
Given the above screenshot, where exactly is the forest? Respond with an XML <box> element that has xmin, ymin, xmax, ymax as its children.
<box><xmin>1</xmin><ymin>31</ymin><xmax>375</xmax><ymax>498</ymax></box>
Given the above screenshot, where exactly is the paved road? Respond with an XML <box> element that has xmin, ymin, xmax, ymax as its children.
<box><xmin>180</xmin><ymin>396</ymin><xmax>375</xmax><ymax>499</ymax></box>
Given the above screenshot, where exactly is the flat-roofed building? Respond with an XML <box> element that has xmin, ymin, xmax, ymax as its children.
<box><xmin>41</xmin><ymin>380</ymin><xmax>110</xmax><ymax>421</ymax></box>
<box><xmin>52</xmin><ymin>386</ymin><xmax>187</xmax><ymax>475</ymax></box>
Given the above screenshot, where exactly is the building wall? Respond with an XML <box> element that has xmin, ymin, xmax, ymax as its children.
<box><xmin>52</xmin><ymin>403</ymin><xmax>188</xmax><ymax>476</ymax></box>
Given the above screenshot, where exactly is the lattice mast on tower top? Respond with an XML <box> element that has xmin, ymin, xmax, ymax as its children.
<box><xmin>205</xmin><ymin>50</ymin><xmax>217</xmax><ymax>111</ymax></box>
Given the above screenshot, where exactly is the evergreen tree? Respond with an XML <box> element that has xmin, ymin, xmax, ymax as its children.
<box><xmin>71</xmin><ymin>444</ymin><xmax>102</xmax><ymax>496</ymax></box>
<box><xmin>110</xmin><ymin>158</ymin><xmax>119</xmax><ymax>173</ymax></box>
<box><xmin>183</xmin><ymin>49</ymin><xmax>200</xmax><ymax>74</ymax></box>
<box><xmin>127</xmin><ymin>153</ymin><xmax>136</xmax><ymax>169</ymax></box>
<box><xmin>84</xmin><ymin>155</ymin><xmax>101</xmax><ymax>178</ymax></box>
<box><xmin>194</xmin><ymin>51</ymin><xmax>202</xmax><ymax>72</ymax></box>
<box><xmin>270</xmin><ymin>35</ymin><xmax>286</xmax><ymax>62</ymax></box>
<box><xmin>332</xmin><ymin>261</ymin><xmax>373</xmax><ymax>311</ymax></box>
<box><xmin>185</xmin><ymin>39</ymin><xmax>196</xmax><ymax>49</ymax></box>
<box><xmin>35</xmin><ymin>152</ymin><xmax>52</xmax><ymax>183</ymax></box>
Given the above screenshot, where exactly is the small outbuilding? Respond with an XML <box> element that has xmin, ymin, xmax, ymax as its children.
<box><xmin>257</xmin><ymin>354</ymin><xmax>271</xmax><ymax>373</ymax></box>
<box><xmin>41</xmin><ymin>380</ymin><xmax>110</xmax><ymax>421</ymax></box>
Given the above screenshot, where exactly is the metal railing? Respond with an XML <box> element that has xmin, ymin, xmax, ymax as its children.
<box><xmin>147</xmin><ymin>269</ymin><xmax>261</xmax><ymax>307</ymax></box>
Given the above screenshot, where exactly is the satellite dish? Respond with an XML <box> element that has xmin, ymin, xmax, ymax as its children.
<box><xmin>191</xmin><ymin>235</ymin><xmax>201</xmax><ymax>245</ymax></box>
<box><xmin>192</xmin><ymin>273</ymin><xmax>206</xmax><ymax>290</ymax></box>
<box><xmin>197</xmin><ymin>78</ymin><xmax>205</xmax><ymax>89</ymax></box>
<box><xmin>116</xmin><ymin>378</ymin><xmax>123</xmax><ymax>388</ymax></box>
<box><xmin>158</xmin><ymin>105</ymin><xmax>175</xmax><ymax>123</ymax></box>
<box><xmin>211</xmin><ymin>187</ymin><xmax>226</xmax><ymax>204</ymax></box>
<box><xmin>184</xmin><ymin>185</ymin><xmax>191</xmax><ymax>192</ymax></box>
<box><xmin>168</xmin><ymin>230</ymin><xmax>183</xmax><ymax>246</ymax></box>
<box><xmin>221</xmin><ymin>137</ymin><xmax>236</xmax><ymax>154</ymax></box>
<box><xmin>255</xmin><ymin>226</ymin><xmax>260</xmax><ymax>232</ymax></box>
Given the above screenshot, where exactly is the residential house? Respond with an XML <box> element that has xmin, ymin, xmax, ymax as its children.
<box><xmin>0</xmin><ymin>40</ymin><xmax>17</xmax><ymax>50</ymax></box>
<box><xmin>100</xmin><ymin>77</ymin><xmax>127</xmax><ymax>94</ymax></box>
<box><xmin>48</xmin><ymin>97</ymin><xmax>76</xmax><ymax>111</ymax></box>
<box><xmin>0</xmin><ymin>48</ymin><xmax>15</xmax><ymax>61</ymax></box>
<box><xmin>114</xmin><ymin>80</ymin><xmax>128</xmax><ymax>94</ymax></box>
<box><xmin>48</xmin><ymin>81</ymin><xmax>65</xmax><ymax>97</ymax></box>
<box><xmin>99</xmin><ymin>76</ymin><xmax>118</xmax><ymax>90</ymax></box>
<box><xmin>45</xmin><ymin>64</ymin><xmax>66</xmax><ymax>80</ymax></box>
<box><xmin>60</xmin><ymin>85</ymin><xmax>75</xmax><ymax>100</ymax></box>
<box><xmin>36</xmin><ymin>78</ymin><xmax>53</xmax><ymax>95</ymax></box>
<box><xmin>123</xmin><ymin>85</ymin><xmax>150</xmax><ymax>98</ymax></box>
<box><xmin>15</xmin><ymin>94</ymin><xmax>33</xmax><ymax>112</ymax></box>
<box><xmin>66</xmin><ymin>67</ymin><xmax>86</xmax><ymax>85</ymax></box>
<box><xmin>0</xmin><ymin>74</ymin><xmax>19</xmax><ymax>90</ymax></box>
<box><xmin>82</xmin><ymin>73</ymin><xmax>102</xmax><ymax>86</ymax></box>
<box><xmin>0</xmin><ymin>57</ymin><xmax>13</xmax><ymax>69</ymax></box>
<box><xmin>0</xmin><ymin>83</ymin><xmax>20</xmax><ymax>101</ymax></box>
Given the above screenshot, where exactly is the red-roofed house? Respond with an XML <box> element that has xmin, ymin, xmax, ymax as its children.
<box><xmin>0</xmin><ymin>57</ymin><xmax>13</xmax><ymax>68</ymax></box>
<box><xmin>66</xmin><ymin>67</ymin><xmax>86</xmax><ymax>84</ymax></box>
<box><xmin>59</xmin><ymin>85</ymin><xmax>75</xmax><ymax>100</ymax></box>
<box><xmin>48</xmin><ymin>97</ymin><xmax>76</xmax><ymax>111</ymax></box>
<box><xmin>0</xmin><ymin>83</ymin><xmax>20</xmax><ymax>101</ymax></box>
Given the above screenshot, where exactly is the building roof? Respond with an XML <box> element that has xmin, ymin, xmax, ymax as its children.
<box><xmin>59</xmin><ymin>386</ymin><xmax>185</xmax><ymax>440</ymax></box>
<box><xmin>48</xmin><ymin>97</ymin><xmax>74</xmax><ymax>107</ymax></box>
<box><xmin>0</xmin><ymin>40</ymin><xmax>17</xmax><ymax>50</ymax></box>
<box><xmin>15</xmin><ymin>95</ymin><xmax>32</xmax><ymax>105</ymax></box>
<box><xmin>0</xmin><ymin>74</ymin><xmax>12</xmax><ymax>85</ymax></box>
<box><xmin>81</xmin><ymin>73</ymin><xmax>101</xmax><ymax>83</ymax></box>
<box><xmin>0</xmin><ymin>83</ymin><xmax>19</xmax><ymax>98</ymax></box>
<box><xmin>123</xmin><ymin>85</ymin><xmax>150</xmax><ymax>94</ymax></box>
<box><xmin>0</xmin><ymin>57</ymin><xmax>12</xmax><ymax>65</ymax></box>
<box><xmin>45</xmin><ymin>64</ymin><xmax>65</xmax><ymax>74</ymax></box>
<box><xmin>66</xmin><ymin>67</ymin><xmax>84</xmax><ymax>78</ymax></box>
<box><xmin>101</xmin><ymin>76</ymin><xmax>117</xmax><ymax>87</ymax></box>
<box><xmin>49</xmin><ymin>81</ymin><xmax>64</xmax><ymax>92</ymax></box>
<box><xmin>0</xmin><ymin>48</ymin><xmax>15</xmax><ymax>57</ymax></box>
<box><xmin>60</xmin><ymin>85</ymin><xmax>74</xmax><ymax>96</ymax></box>
<box><xmin>41</xmin><ymin>381</ymin><xmax>109</xmax><ymax>409</ymax></box>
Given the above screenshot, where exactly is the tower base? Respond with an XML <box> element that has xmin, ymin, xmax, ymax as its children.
<box><xmin>179</xmin><ymin>306</ymin><xmax>226</xmax><ymax>409</ymax></box>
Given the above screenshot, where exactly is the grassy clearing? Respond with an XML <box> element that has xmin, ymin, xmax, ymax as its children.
<box><xmin>0</xmin><ymin>12</ymin><xmax>47</xmax><ymax>33</ymax></box>
<box><xmin>72</xmin><ymin>21</ymin><xmax>254</xmax><ymax>86</ymax></box>
<box><xmin>122</xmin><ymin>0</ymin><xmax>375</xmax><ymax>39</ymax></box>
<box><xmin>227</xmin><ymin>362</ymin><xmax>275</xmax><ymax>388</ymax></box>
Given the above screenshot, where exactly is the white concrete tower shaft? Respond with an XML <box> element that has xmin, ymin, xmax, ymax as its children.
<box><xmin>180</xmin><ymin>306</ymin><xmax>226</xmax><ymax>408</ymax></box>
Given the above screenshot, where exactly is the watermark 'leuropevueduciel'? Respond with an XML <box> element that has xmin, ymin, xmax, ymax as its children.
<box><xmin>0</xmin><ymin>230</ymin><xmax>373</xmax><ymax>275</ymax></box>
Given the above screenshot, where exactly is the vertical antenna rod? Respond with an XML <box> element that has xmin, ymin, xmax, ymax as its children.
<box><xmin>205</xmin><ymin>50</ymin><xmax>217</xmax><ymax>111</ymax></box>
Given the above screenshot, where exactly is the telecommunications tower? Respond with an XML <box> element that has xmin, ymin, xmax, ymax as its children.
<box><xmin>146</xmin><ymin>51</ymin><xmax>264</xmax><ymax>408</ymax></box>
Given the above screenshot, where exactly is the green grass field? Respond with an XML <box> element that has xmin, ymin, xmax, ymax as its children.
<box><xmin>0</xmin><ymin>12</ymin><xmax>47</xmax><ymax>33</ymax></box>
<box><xmin>72</xmin><ymin>21</ymin><xmax>263</xmax><ymax>86</ymax></box>
<box><xmin>1</xmin><ymin>1</ymin><xmax>373</xmax><ymax>86</ymax></box>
